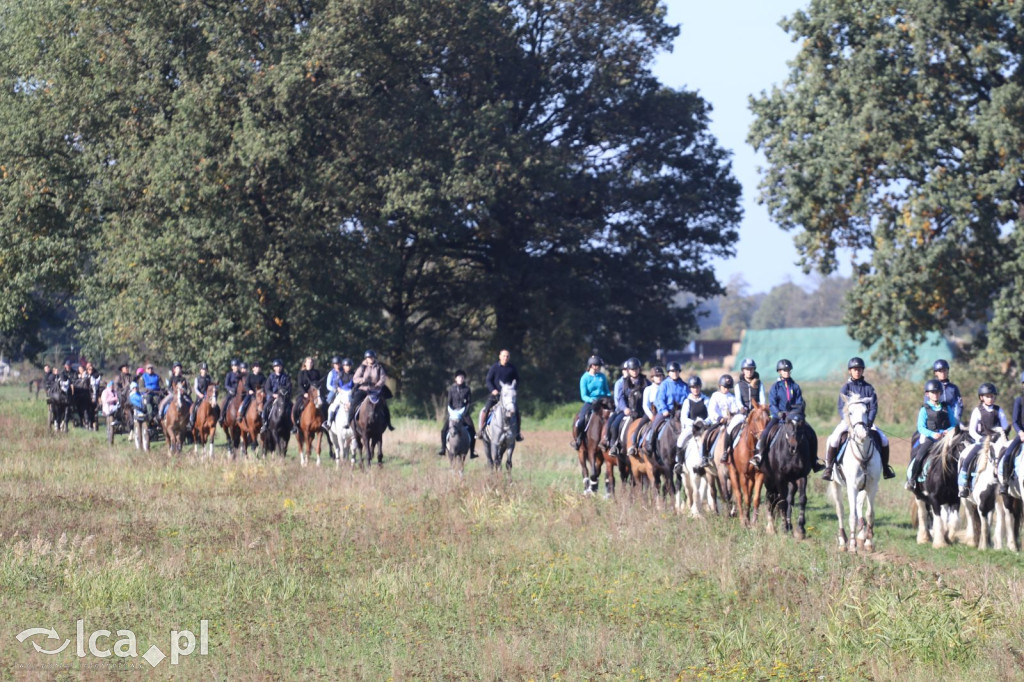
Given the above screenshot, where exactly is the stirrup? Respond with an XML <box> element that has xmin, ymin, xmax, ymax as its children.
<box><xmin>958</xmin><ymin>485</ymin><xmax>970</xmax><ymax>498</ymax></box>
<box><xmin>821</xmin><ymin>468</ymin><xmax>833</xmax><ymax>481</ymax></box>
<box><xmin>999</xmin><ymin>483</ymin><xmax>1009</xmax><ymax>495</ymax></box>
<box><xmin>882</xmin><ymin>465</ymin><xmax>896</xmax><ymax>479</ymax></box>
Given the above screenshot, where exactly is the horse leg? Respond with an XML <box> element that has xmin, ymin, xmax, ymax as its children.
<box><xmin>794</xmin><ymin>477</ymin><xmax>808</xmax><ymax>540</ymax></box>
<box><xmin>783</xmin><ymin>482</ymin><xmax>794</xmax><ymax>535</ymax></box>
<box><xmin>914</xmin><ymin>497</ymin><xmax>931</xmax><ymax>544</ymax></box>
<box><xmin>863</xmin><ymin>474</ymin><xmax>878</xmax><ymax>552</ymax></box>
<box><xmin>931</xmin><ymin>498</ymin><xmax>950</xmax><ymax>549</ymax></box>
<box><xmin>315</xmin><ymin>430</ymin><xmax>323</xmax><ymax>467</ymax></box>
<box><xmin>832</xmin><ymin>481</ymin><xmax>848</xmax><ymax>550</ymax></box>
<box><xmin>846</xmin><ymin>481</ymin><xmax>859</xmax><ymax>552</ymax></box>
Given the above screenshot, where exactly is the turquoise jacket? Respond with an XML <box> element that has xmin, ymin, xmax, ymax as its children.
<box><xmin>579</xmin><ymin>371</ymin><xmax>611</xmax><ymax>403</ymax></box>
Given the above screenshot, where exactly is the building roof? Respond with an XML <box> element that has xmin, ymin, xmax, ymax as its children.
<box><xmin>732</xmin><ymin>326</ymin><xmax>952</xmax><ymax>382</ymax></box>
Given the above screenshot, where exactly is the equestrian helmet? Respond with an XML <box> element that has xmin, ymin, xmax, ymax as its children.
<box><xmin>272</xmin><ymin>359</ymin><xmax>283</xmax><ymax>368</ymax></box>
<box><xmin>331</xmin><ymin>356</ymin><xmax>341</xmax><ymax>365</ymax></box>
<box><xmin>63</xmin><ymin>359</ymin><xmax>72</xmax><ymax>367</ymax></box>
<box><xmin>230</xmin><ymin>358</ymin><xmax>240</xmax><ymax>367</ymax></box>
<box><xmin>776</xmin><ymin>359</ymin><xmax>792</xmax><ymax>372</ymax></box>
<box><xmin>587</xmin><ymin>355</ymin><xmax>604</xmax><ymax>368</ymax></box>
<box><xmin>848</xmin><ymin>357</ymin><xmax>865</xmax><ymax>370</ymax></box>
<box><xmin>172</xmin><ymin>361</ymin><xmax>182</xmax><ymax>369</ymax></box>
<box><xmin>741</xmin><ymin>358</ymin><xmax>756</xmax><ymax>370</ymax></box>
<box><xmin>624</xmin><ymin>357</ymin><xmax>641</xmax><ymax>371</ymax></box>
<box><xmin>238</xmin><ymin>361</ymin><xmax>247</xmax><ymax>369</ymax></box>
<box><xmin>363</xmin><ymin>350</ymin><xmax>377</xmax><ymax>359</ymax></box>
<box><xmin>199</xmin><ymin>362</ymin><xmax>208</xmax><ymax>370</ymax></box>
<box><xmin>687</xmin><ymin>375</ymin><xmax>703</xmax><ymax>389</ymax></box>
<box><xmin>454</xmin><ymin>369</ymin><xmax>466</xmax><ymax>378</ymax></box>
<box><xmin>719</xmin><ymin>374</ymin><xmax>734</xmax><ymax>389</ymax></box>
<box><xmin>130</xmin><ymin>381</ymin><xmax>138</xmax><ymax>389</ymax></box>
<box><xmin>650</xmin><ymin>366</ymin><xmax>665</xmax><ymax>378</ymax></box>
<box><xmin>251</xmin><ymin>361</ymin><xmax>261</xmax><ymax>368</ymax></box>
<box><xmin>924</xmin><ymin>379</ymin><xmax>943</xmax><ymax>394</ymax></box>
<box><xmin>666</xmin><ymin>361</ymin><xmax>682</xmax><ymax>373</ymax></box>
<box><xmin>933</xmin><ymin>359</ymin><xmax>950</xmax><ymax>372</ymax></box>
<box><xmin>978</xmin><ymin>382</ymin><xmax>998</xmax><ymax>397</ymax></box>
<box><xmin>341</xmin><ymin>358</ymin><xmax>353</xmax><ymax>367</ymax></box>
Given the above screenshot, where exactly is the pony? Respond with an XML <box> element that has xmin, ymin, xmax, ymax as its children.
<box><xmin>444</xmin><ymin>406</ymin><xmax>472</xmax><ymax>477</ymax></box>
<box><xmin>46</xmin><ymin>377</ymin><xmax>72</xmax><ymax>433</ymax></box>
<box><xmin>996</xmin><ymin>445</ymin><xmax>1024</xmax><ymax>552</ymax></box>
<box><xmin>221</xmin><ymin>391</ymin><xmax>245</xmax><ymax>457</ymax></box>
<box><xmin>481</xmin><ymin>381</ymin><xmax>517</xmax><ymax>472</ymax></box>
<box><xmin>680</xmin><ymin>419</ymin><xmax>717</xmax><ymax>516</ymax></box>
<box><xmin>296</xmin><ymin>386</ymin><xmax>324</xmax><ymax>466</ymax></box>
<box><xmin>624</xmin><ymin>418</ymin><xmax>675</xmax><ymax>504</ymax></box>
<box><xmin>73</xmin><ymin>373</ymin><xmax>99</xmax><ymax>430</ymax></box>
<box><xmin>326</xmin><ymin>389</ymin><xmax>356</xmax><ymax>468</ymax></box>
<box><xmin>576</xmin><ymin>396</ymin><xmax>616</xmax><ymax>496</ymax></box>
<box><xmin>353</xmin><ymin>389</ymin><xmax>387</xmax><ymax>467</ymax></box>
<box><xmin>728</xmin><ymin>402</ymin><xmax>770</xmax><ymax>527</ymax></box>
<box><xmin>237</xmin><ymin>388</ymin><xmax>265</xmax><ymax>458</ymax></box>
<box><xmin>261</xmin><ymin>393</ymin><xmax>291</xmax><ymax>459</ymax></box>
<box><xmin>192</xmin><ymin>385</ymin><xmax>219</xmax><ymax>458</ymax></box>
<box><xmin>961</xmin><ymin>431</ymin><xmax>1008</xmax><ymax>550</ymax></box>
<box><xmin>828</xmin><ymin>393</ymin><xmax>881</xmax><ymax>552</ymax></box>
<box><xmin>762</xmin><ymin>408</ymin><xmax>818</xmax><ymax>539</ymax></box>
<box><xmin>910</xmin><ymin>428</ymin><xmax>966</xmax><ymax>548</ymax></box>
<box><xmin>161</xmin><ymin>382</ymin><xmax>190</xmax><ymax>455</ymax></box>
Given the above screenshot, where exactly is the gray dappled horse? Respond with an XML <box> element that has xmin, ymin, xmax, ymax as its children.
<box><xmin>482</xmin><ymin>381</ymin><xmax>517</xmax><ymax>472</ymax></box>
<box><xmin>445</xmin><ymin>406</ymin><xmax>472</xmax><ymax>477</ymax></box>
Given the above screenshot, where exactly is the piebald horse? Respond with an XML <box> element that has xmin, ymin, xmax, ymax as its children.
<box><xmin>961</xmin><ymin>430</ymin><xmax>1008</xmax><ymax>550</ymax></box>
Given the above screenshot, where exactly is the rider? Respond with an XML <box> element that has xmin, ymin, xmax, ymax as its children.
<box><xmin>290</xmin><ymin>357</ymin><xmax>319</xmax><ymax>434</ymax></box>
<box><xmin>324</xmin><ymin>357</ymin><xmax>355</xmax><ymax>429</ymax></box>
<box><xmin>629</xmin><ymin>366</ymin><xmax>663</xmax><ymax>456</ymax></box>
<box><xmin>736</xmin><ymin>358</ymin><xmax>765</xmax><ymax>410</ymax></box>
<box><xmin>753</xmin><ymin>359</ymin><xmax>804</xmax><ymax>470</ymax></box>
<box><xmin>437</xmin><ymin>369</ymin><xmax>477</xmax><ymax>458</ymax></box>
<box><xmin>570</xmin><ymin>356</ymin><xmax>612</xmax><ymax>449</ymax></box>
<box><xmin>219</xmin><ymin>359</ymin><xmax>240</xmax><ymax>426</ymax></box>
<box><xmin>478</xmin><ymin>349</ymin><xmax>523</xmax><ymax>442</ymax></box>
<box><xmin>349</xmin><ymin>351</ymin><xmax>396</xmax><ymax>432</ymax></box>
<box><xmin>140</xmin><ymin>363</ymin><xmax>163</xmax><ymax>414</ymax></box>
<box><xmin>645</xmin><ymin>362</ymin><xmax>687</xmax><ymax>454</ymax></box>
<box><xmin>710</xmin><ymin>374</ymin><xmax>745</xmax><ymax>465</ymax></box>
<box><xmin>187</xmin><ymin>362</ymin><xmax>213</xmax><ymax>431</ymax></box>
<box><xmin>678</xmin><ymin>376</ymin><xmax>710</xmax><ymax>471</ymax></box>
<box><xmin>604</xmin><ymin>360</ymin><xmax>628</xmax><ymax>449</ymax></box>
<box><xmin>42</xmin><ymin>363</ymin><xmax>55</xmax><ymax>392</ymax></box>
<box><xmin>823</xmin><ymin>357</ymin><xmax>895</xmax><ymax>481</ymax></box>
<box><xmin>264</xmin><ymin>359</ymin><xmax>293</xmax><ymax>434</ymax></box>
<box><xmin>59</xmin><ymin>359</ymin><xmax>75</xmax><ymax>385</ymax></box>
<box><xmin>113</xmin><ymin>363</ymin><xmax>132</xmax><ymax>399</ymax></box>
<box><xmin>238</xmin><ymin>361</ymin><xmax>265</xmax><ymax>421</ymax></box>
<box><xmin>957</xmin><ymin>383</ymin><xmax>1009</xmax><ymax>497</ymax></box>
<box><xmin>608</xmin><ymin>358</ymin><xmax>647</xmax><ymax>453</ymax></box>
<box><xmin>930</xmin><ymin>359</ymin><xmax>964</xmax><ymax>422</ymax></box>
<box><xmin>159</xmin><ymin>362</ymin><xmax>191</xmax><ymax>419</ymax></box>
<box><xmin>999</xmin><ymin>372</ymin><xmax>1024</xmax><ymax>494</ymax></box>
<box><xmin>906</xmin><ymin>379</ymin><xmax>959</xmax><ymax>491</ymax></box>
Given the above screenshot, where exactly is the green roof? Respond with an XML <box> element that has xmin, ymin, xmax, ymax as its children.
<box><xmin>732</xmin><ymin>326</ymin><xmax>952</xmax><ymax>382</ymax></box>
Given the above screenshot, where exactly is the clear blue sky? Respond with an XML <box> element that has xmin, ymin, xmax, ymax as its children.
<box><xmin>652</xmin><ymin>1</ymin><xmax>840</xmax><ymax>294</ymax></box>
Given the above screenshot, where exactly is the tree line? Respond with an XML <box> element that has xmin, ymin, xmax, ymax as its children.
<box><xmin>0</xmin><ymin>0</ymin><xmax>741</xmax><ymax>405</ymax></box>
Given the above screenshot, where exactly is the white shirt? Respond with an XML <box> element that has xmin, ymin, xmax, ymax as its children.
<box><xmin>642</xmin><ymin>383</ymin><xmax>660</xmax><ymax>420</ymax></box>
<box><xmin>968</xmin><ymin>404</ymin><xmax>1009</xmax><ymax>442</ymax></box>
<box><xmin>709</xmin><ymin>391</ymin><xmax>742</xmax><ymax>422</ymax></box>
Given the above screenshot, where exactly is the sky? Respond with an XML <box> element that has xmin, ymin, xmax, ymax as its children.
<box><xmin>652</xmin><ymin>0</ymin><xmax>834</xmax><ymax>294</ymax></box>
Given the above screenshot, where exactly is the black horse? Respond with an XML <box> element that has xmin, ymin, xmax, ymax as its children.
<box><xmin>763</xmin><ymin>408</ymin><xmax>818</xmax><ymax>539</ymax></box>
<box><xmin>47</xmin><ymin>378</ymin><xmax>73</xmax><ymax>432</ymax></box>
<box><xmin>353</xmin><ymin>391</ymin><xmax>387</xmax><ymax>467</ymax></box>
<box><xmin>261</xmin><ymin>394</ymin><xmax>291</xmax><ymax>457</ymax></box>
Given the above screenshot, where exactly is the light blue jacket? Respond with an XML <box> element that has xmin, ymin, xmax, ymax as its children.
<box><xmin>579</xmin><ymin>371</ymin><xmax>611</xmax><ymax>403</ymax></box>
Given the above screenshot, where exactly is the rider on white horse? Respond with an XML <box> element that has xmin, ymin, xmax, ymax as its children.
<box><xmin>709</xmin><ymin>374</ymin><xmax>744</xmax><ymax>464</ymax></box>
<box><xmin>323</xmin><ymin>357</ymin><xmax>354</xmax><ymax>429</ymax></box>
<box><xmin>675</xmin><ymin>376</ymin><xmax>709</xmax><ymax>468</ymax></box>
<box><xmin>822</xmin><ymin>357</ymin><xmax>895</xmax><ymax>481</ymax></box>
<box><xmin>478</xmin><ymin>349</ymin><xmax>524</xmax><ymax>443</ymax></box>
<box><xmin>753</xmin><ymin>359</ymin><xmax>804</xmax><ymax>469</ymax></box>
<box><xmin>437</xmin><ymin>369</ymin><xmax>477</xmax><ymax>458</ymax></box>
<box><xmin>958</xmin><ymin>382</ymin><xmax>1009</xmax><ymax>497</ymax></box>
<box><xmin>905</xmin><ymin>379</ymin><xmax>959</xmax><ymax>491</ymax></box>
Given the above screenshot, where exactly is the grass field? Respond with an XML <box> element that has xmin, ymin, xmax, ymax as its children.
<box><xmin>2</xmin><ymin>385</ymin><xmax>1024</xmax><ymax>680</ymax></box>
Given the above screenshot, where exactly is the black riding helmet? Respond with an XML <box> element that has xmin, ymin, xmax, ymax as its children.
<box><xmin>978</xmin><ymin>382</ymin><xmax>998</xmax><ymax>397</ymax></box>
<box><xmin>587</xmin><ymin>355</ymin><xmax>604</xmax><ymax>368</ymax></box>
<box><xmin>331</xmin><ymin>355</ymin><xmax>342</xmax><ymax>365</ymax></box>
<box><xmin>741</xmin><ymin>358</ymin><xmax>756</xmax><ymax>370</ymax></box>
<box><xmin>341</xmin><ymin>358</ymin><xmax>353</xmax><ymax>367</ymax></box>
<box><xmin>848</xmin><ymin>357</ymin><xmax>865</xmax><ymax>370</ymax></box>
<box><xmin>199</xmin><ymin>362</ymin><xmax>208</xmax><ymax>371</ymax></box>
<box><xmin>933</xmin><ymin>359</ymin><xmax>950</xmax><ymax>372</ymax></box>
<box><xmin>272</xmin><ymin>359</ymin><xmax>283</xmax><ymax>368</ymax></box>
<box><xmin>238</xmin><ymin>361</ymin><xmax>248</xmax><ymax>370</ymax></box>
<box><xmin>624</xmin><ymin>357</ymin><xmax>641</xmax><ymax>371</ymax></box>
<box><xmin>455</xmin><ymin>369</ymin><xmax>466</xmax><ymax>378</ymax></box>
<box><xmin>688</xmin><ymin>375</ymin><xmax>702</xmax><ymax>389</ymax></box>
<box><xmin>172</xmin><ymin>361</ymin><xmax>182</xmax><ymax>369</ymax></box>
<box><xmin>776</xmin><ymin>359</ymin><xmax>792</xmax><ymax>372</ymax></box>
<box><xmin>650</xmin><ymin>366</ymin><xmax>665</xmax><ymax>378</ymax></box>
<box><xmin>230</xmin><ymin>358</ymin><xmax>240</xmax><ymax>367</ymax></box>
<box><xmin>666</xmin><ymin>361</ymin><xmax>682</xmax><ymax>373</ymax></box>
<box><xmin>719</xmin><ymin>374</ymin><xmax>734</xmax><ymax>389</ymax></box>
<box><xmin>924</xmin><ymin>379</ymin><xmax>943</xmax><ymax>394</ymax></box>
<box><xmin>363</xmin><ymin>350</ymin><xmax>377</xmax><ymax>360</ymax></box>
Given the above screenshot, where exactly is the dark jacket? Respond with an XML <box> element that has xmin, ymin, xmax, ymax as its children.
<box><xmin>246</xmin><ymin>372</ymin><xmax>266</xmax><ymax>392</ymax></box>
<box><xmin>768</xmin><ymin>378</ymin><xmax>804</xmax><ymax>419</ymax></box>
<box><xmin>194</xmin><ymin>374</ymin><xmax>213</xmax><ymax>398</ymax></box>
<box><xmin>1013</xmin><ymin>395</ymin><xmax>1024</xmax><ymax>436</ymax></box>
<box><xmin>169</xmin><ymin>373</ymin><xmax>189</xmax><ymax>396</ymax></box>
<box><xmin>224</xmin><ymin>370</ymin><xmax>240</xmax><ymax>396</ymax></box>
<box><xmin>486</xmin><ymin>362</ymin><xmax>520</xmax><ymax>393</ymax></box>
<box><xmin>623</xmin><ymin>374</ymin><xmax>649</xmax><ymax>414</ymax></box>
<box><xmin>299</xmin><ymin>369</ymin><xmax>322</xmax><ymax>393</ymax></box>
<box><xmin>266</xmin><ymin>371</ymin><xmax>291</xmax><ymax>398</ymax></box>
<box><xmin>837</xmin><ymin>378</ymin><xmax>878</xmax><ymax>426</ymax></box>
<box><xmin>446</xmin><ymin>383</ymin><xmax>473</xmax><ymax>411</ymax></box>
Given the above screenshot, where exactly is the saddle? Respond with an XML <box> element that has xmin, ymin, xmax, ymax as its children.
<box><xmin>701</xmin><ymin>423</ymin><xmax>725</xmax><ymax>455</ymax></box>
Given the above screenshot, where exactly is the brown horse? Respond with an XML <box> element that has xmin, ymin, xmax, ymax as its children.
<box><xmin>353</xmin><ymin>390</ymin><xmax>387</xmax><ymax>467</ymax></box>
<box><xmin>296</xmin><ymin>386</ymin><xmax>325</xmax><ymax>466</ymax></box>
<box><xmin>192</xmin><ymin>385</ymin><xmax>219</xmax><ymax>458</ymax></box>
<box><xmin>577</xmin><ymin>397</ymin><xmax>616</xmax><ymax>496</ymax></box>
<box><xmin>728</xmin><ymin>401</ymin><xmax>770</xmax><ymax>527</ymax></box>
<box><xmin>162</xmin><ymin>383</ymin><xmax>190</xmax><ymax>455</ymax></box>
<box><xmin>237</xmin><ymin>388</ymin><xmax>265</xmax><ymax>458</ymax></box>
<box><xmin>221</xmin><ymin>392</ymin><xmax>244</xmax><ymax>457</ymax></box>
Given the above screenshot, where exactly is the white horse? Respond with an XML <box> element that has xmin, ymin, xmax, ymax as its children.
<box><xmin>481</xmin><ymin>381</ymin><xmax>517</xmax><ymax>471</ymax></box>
<box><xmin>996</xmin><ymin>446</ymin><xmax>1024</xmax><ymax>552</ymax></box>
<box><xmin>679</xmin><ymin>419</ymin><xmax>717</xmax><ymax>517</ymax></box>
<box><xmin>444</xmin><ymin>406</ymin><xmax>472</xmax><ymax>477</ymax></box>
<box><xmin>326</xmin><ymin>389</ymin><xmax>356</xmax><ymax>468</ymax></box>
<box><xmin>828</xmin><ymin>394</ymin><xmax>881</xmax><ymax>553</ymax></box>
<box><xmin>961</xmin><ymin>431</ymin><xmax>1008</xmax><ymax>550</ymax></box>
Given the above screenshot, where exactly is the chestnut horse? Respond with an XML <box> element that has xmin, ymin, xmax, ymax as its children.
<box><xmin>192</xmin><ymin>385</ymin><xmax>219</xmax><ymax>458</ymax></box>
<box><xmin>727</xmin><ymin>402</ymin><xmax>770</xmax><ymax>527</ymax></box>
<box><xmin>577</xmin><ymin>397</ymin><xmax>616</xmax><ymax>496</ymax></box>
<box><xmin>162</xmin><ymin>383</ymin><xmax>189</xmax><ymax>455</ymax></box>
<box><xmin>296</xmin><ymin>386</ymin><xmax>325</xmax><ymax>466</ymax></box>
<box><xmin>237</xmin><ymin>388</ymin><xmax>265</xmax><ymax>458</ymax></box>
<box><xmin>221</xmin><ymin>392</ymin><xmax>244</xmax><ymax>457</ymax></box>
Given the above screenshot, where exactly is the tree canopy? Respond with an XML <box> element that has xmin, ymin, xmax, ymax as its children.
<box><xmin>0</xmin><ymin>0</ymin><xmax>741</xmax><ymax>402</ymax></box>
<box><xmin>749</xmin><ymin>0</ymin><xmax>1024</xmax><ymax>362</ymax></box>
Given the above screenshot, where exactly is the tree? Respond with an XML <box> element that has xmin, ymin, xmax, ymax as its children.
<box><xmin>749</xmin><ymin>1</ymin><xmax>1024</xmax><ymax>362</ymax></box>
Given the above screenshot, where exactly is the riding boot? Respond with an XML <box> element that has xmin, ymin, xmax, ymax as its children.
<box><xmin>385</xmin><ymin>404</ymin><xmax>395</xmax><ymax>431</ymax></box>
<box><xmin>880</xmin><ymin>444</ymin><xmax>895</xmax><ymax>479</ymax></box>
<box><xmin>751</xmin><ymin>435</ymin><xmax>765</xmax><ymax>469</ymax></box>
<box><xmin>720</xmin><ymin>431</ymin><xmax>732</xmax><ymax>464</ymax></box>
<box><xmin>821</xmin><ymin>444</ymin><xmax>838</xmax><ymax>481</ymax></box>
<box><xmin>438</xmin><ymin>425</ymin><xmax>447</xmax><ymax>456</ymax></box>
<box><xmin>1000</xmin><ymin>451</ymin><xmax>1013</xmax><ymax>494</ymax></box>
<box><xmin>570</xmin><ymin>420</ymin><xmax>580</xmax><ymax>450</ymax></box>
<box><xmin>469</xmin><ymin>440</ymin><xmax>478</xmax><ymax>459</ymax></box>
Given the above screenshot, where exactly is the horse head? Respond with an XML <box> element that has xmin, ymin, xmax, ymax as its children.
<box><xmin>747</xmin><ymin>402</ymin><xmax>770</xmax><ymax>435</ymax></box>
<box><xmin>447</xmin><ymin>406</ymin><xmax>465</xmax><ymax>426</ymax></box>
<box><xmin>254</xmin><ymin>388</ymin><xmax>266</xmax><ymax>412</ymax></box>
<box><xmin>206</xmin><ymin>385</ymin><xmax>218</xmax><ymax>404</ymax></box>
<box><xmin>843</xmin><ymin>394</ymin><xmax>870</xmax><ymax>443</ymax></box>
<box><xmin>782</xmin><ymin>408</ymin><xmax>807</xmax><ymax>455</ymax></box>
<box><xmin>499</xmin><ymin>381</ymin><xmax>517</xmax><ymax>415</ymax></box>
<box><xmin>310</xmin><ymin>386</ymin><xmax>322</xmax><ymax>409</ymax></box>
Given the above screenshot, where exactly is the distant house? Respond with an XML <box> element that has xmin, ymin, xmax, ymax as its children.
<box><xmin>732</xmin><ymin>326</ymin><xmax>952</xmax><ymax>382</ymax></box>
<box><xmin>658</xmin><ymin>339</ymin><xmax>740</xmax><ymax>366</ymax></box>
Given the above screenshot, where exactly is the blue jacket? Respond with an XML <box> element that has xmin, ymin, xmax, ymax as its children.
<box><xmin>129</xmin><ymin>391</ymin><xmax>145</xmax><ymax>411</ymax></box>
<box><xmin>1014</xmin><ymin>396</ymin><xmax>1024</xmax><ymax>436</ymax></box>
<box><xmin>326</xmin><ymin>368</ymin><xmax>353</xmax><ymax>402</ymax></box>
<box><xmin>266</xmin><ymin>371</ymin><xmax>291</xmax><ymax>398</ymax></box>
<box><xmin>613</xmin><ymin>377</ymin><xmax>627</xmax><ymax>411</ymax></box>
<box><xmin>579</xmin><ymin>371</ymin><xmax>611</xmax><ymax>403</ymax></box>
<box><xmin>655</xmin><ymin>378</ymin><xmax>688</xmax><ymax>414</ymax></box>
<box><xmin>768</xmin><ymin>378</ymin><xmax>804</xmax><ymax>419</ymax></box>
<box><xmin>838</xmin><ymin>378</ymin><xmax>878</xmax><ymax>426</ymax></box>
<box><xmin>917</xmin><ymin>401</ymin><xmax>958</xmax><ymax>439</ymax></box>
<box><xmin>141</xmin><ymin>372</ymin><xmax>161</xmax><ymax>392</ymax></box>
<box><xmin>224</xmin><ymin>370</ymin><xmax>239</xmax><ymax>396</ymax></box>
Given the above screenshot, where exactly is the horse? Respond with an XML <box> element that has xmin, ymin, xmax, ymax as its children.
<box><xmin>221</xmin><ymin>392</ymin><xmax>244</xmax><ymax>457</ymax></box>
<box><xmin>46</xmin><ymin>378</ymin><xmax>72</xmax><ymax>432</ymax></box>
<box><xmin>680</xmin><ymin>419</ymin><xmax>718</xmax><ymax>516</ymax></box>
<box><xmin>353</xmin><ymin>389</ymin><xmax>387</xmax><ymax>467</ymax></box>
<box><xmin>762</xmin><ymin>408</ymin><xmax>818</xmax><ymax>539</ymax></box>
<box><xmin>326</xmin><ymin>389</ymin><xmax>356</xmax><ymax>468</ymax></box>
<box><xmin>76</xmin><ymin>373</ymin><xmax>101</xmax><ymax>430</ymax></box>
<box><xmin>828</xmin><ymin>393</ymin><xmax>882</xmax><ymax>553</ymax></box>
<box><xmin>192</xmin><ymin>385</ymin><xmax>219</xmax><ymax>458</ymax></box>
<box><xmin>961</xmin><ymin>431</ymin><xmax>1008</xmax><ymax>550</ymax></box>
<box><xmin>296</xmin><ymin>386</ymin><xmax>324</xmax><ymax>466</ymax></box>
<box><xmin>444</xmin><ymin>406</ymin><xmax>472</xmax><ymax>477</ymax></box>
<box><xmin>237</xmin><ymin>388</ymin><xmax>265</xmax><ymax>458</ymax></box>
<box><xmin>481</xmin><ymin>381</ymin><xmax>517</xmax><ymax>472</ymax></box>
<box><xmin>162</xmin><ymin>383</ymin><xmax>190</xmax><ymax>455</ymax></box>
<box><xmin>576</xmin><ymin>396</ymin><xmax>616</xmax><ymax>496</ymax></box>
<box><xmin>910</xmin><ymin>428</ymin><xmax>965</xmax><ymax>549</ymax></box>
<box><xmin>625</xmin><ymin>418</ymin><xmax>675</xmax><ymax>503</ymax></box>
<box><xmin>996</xmin><ymin>444</ymin><xmax>1024</xmax><ymax>552</ymax></box>
<box><xmin>728</xmin><ymin>402</ymin><xmax>770</xmax><ymax>527</ymax></box>
<box><xmin>261</xmin><ymin>393</ymin><xmax>291</xmax><ymax>459</ymax></box>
